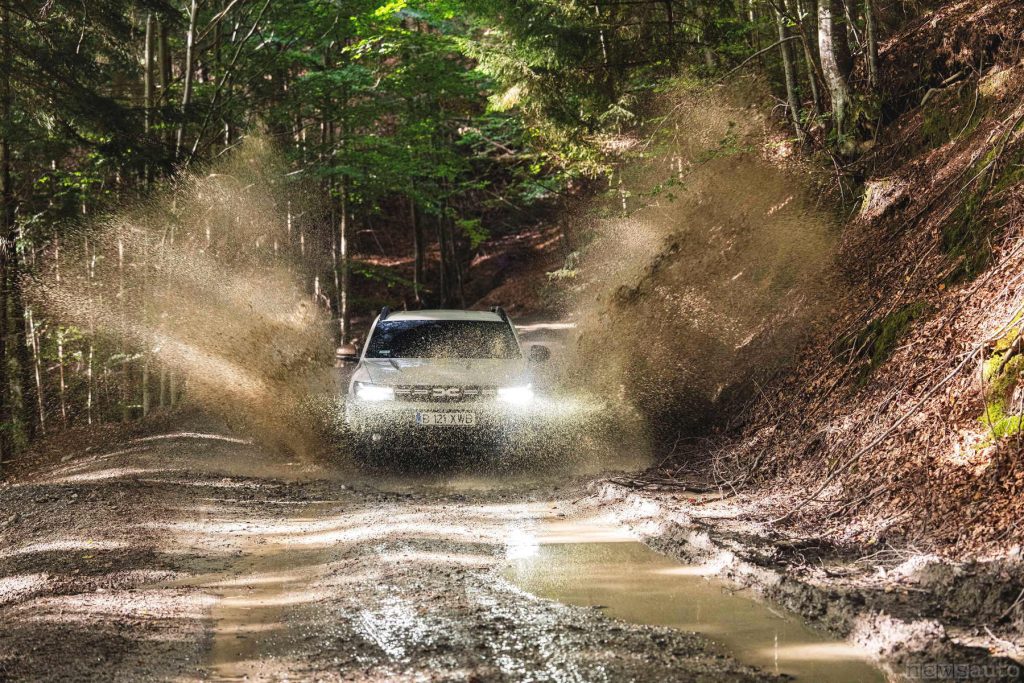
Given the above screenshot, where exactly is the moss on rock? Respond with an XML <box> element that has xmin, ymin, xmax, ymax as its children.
<box><xmin>980</xmin><ymin>324</ymin><xmax>1023</xmax><ymax>441</ymax></box>
<box><xmin>836</xmin><ymin>301</ymin><xmax>929</xmax><ymax>382</ymax></box>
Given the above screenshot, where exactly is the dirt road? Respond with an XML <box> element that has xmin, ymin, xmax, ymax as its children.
<box><xmin>0</xmin><ymin>421</ymin><xmax>769</xmax><ymax>681</ymax></box>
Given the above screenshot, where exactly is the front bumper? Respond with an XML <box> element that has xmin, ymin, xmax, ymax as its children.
<box><xmin>344</xmin><ymin>398</ymin><xmax>553</xmax><ymax>449</ymax></box>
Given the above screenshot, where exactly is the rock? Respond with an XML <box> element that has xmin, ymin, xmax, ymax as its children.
<box><xmin>979</xmin><ymin>62</ymin><xmax>1022</xmax><ymax>100</ymax></box>
<box><xmin>860</xmin><ymin>177</ymin><xmax>908</xmax><ymax>222</ymax></box>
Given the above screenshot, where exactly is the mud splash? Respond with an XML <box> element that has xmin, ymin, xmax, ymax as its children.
<box><xmin>29</xmin><ymin>137</ymin><xmax>335</xmax><ymax>458</ymax></box>
<box><xmin>566</xmin><ymin>81</ymin><xmax>838</xmax><ymax>440</ymax></box>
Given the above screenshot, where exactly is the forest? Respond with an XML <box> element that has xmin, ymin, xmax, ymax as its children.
<box><xmin>1</xmin><ymin>0</ymin><xmax>1023</xmax><ymax>680</ymax></box>
<box><xmin>0</xmin><ymin>0</ymin><xmax>895</xmax><ymax>456</ymax></box>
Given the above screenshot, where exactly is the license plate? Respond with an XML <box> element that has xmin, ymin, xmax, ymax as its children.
<box><xmin>416</xmin><ymin>411</ymin><xmax>477</xmax><ymax>427</ymax></box>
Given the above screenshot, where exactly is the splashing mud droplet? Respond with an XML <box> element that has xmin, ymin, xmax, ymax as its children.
<box><xmin>29</xmin><ymin>136</ymin><xmax>336</xmax><ymax>460</ymax></box>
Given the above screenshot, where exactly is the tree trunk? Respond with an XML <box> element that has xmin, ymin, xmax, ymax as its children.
<box><xmin>176</xmin><ymin>0</ymin><xmax>199</xmax><ymax>159</ymax></box>
<box><xmin>144</xmin><ymin>12</ymin><xmax>155</xmax><ymax>180</ymax></box>
<box><xmin>794</xmin><ymin>0</ymin><xmax>825</xmax><ymax>117</ymax></box>
<box><xmin>776</xmin><ymin>7</ymin><xmax>805</xmax><ymax>142</ymax></box>
<box><xmin>663</xmin><ymin>0</ymin><xmax>676</xmax><ymax>67</ymax></box>
<box><xmin>832</xmin><ymin>0</ymin><xmax>853</xmax><ymax>80</ymax></box>
<box><xmin>26</xmin><ymin>307</ymin><xmax>43</xmax><ymax>431</ymax></box>
<box><xmin>338</xmin><ymin>181</ymin><xmax>350</xmax><ymax>344</ymax></box>
<box><xmin>593</xmin><ymin>2</ymin><xmax>617</xmax><ymax>102</ymax></box>
<box><xmin>57</xmin><ymin>327</ymin><xmax>67</xmax><ymax>425</ymax></box>
<box><xmin>697</xmin><ymin>3</ymin><xmax>718</xmax><ymax>71</ymax></box>
<box><xmin>142</xmin><ymin>13</ymin><xmax>154</xmax><ymax>418</ymax></box>
<box><xmin>0</xmin><ymin>0</ymin><xmax>14</xmax><ymax>462</ymax></box>
<box><xmin>85</xmin><ymin>237</ymin><xmax>95</xmax><ymax>424</ymax></box>
<box><xmin>864</xmin><ymin>0</ymin><xmax>878</xmax><ymax>90</ymax></box>
<box><xmin>411</xmin><ymin>199</ymin><xmax>425</xmax><ymax>307</ymax></box>
<box><xmin>10</xmin><ymin>227</ymin><xmax>35</xmax><ymax>439</ymax></box>
<box><xmin>818</xmin><ymin>0</ymin><xmax>853</xmax><ymax>141</ymax></box>
<box><xmin>118</xmin><ymin>235</ymin><xmax>130</xmax><ymax>422</ymax></box>
<box><xmin>437</xmin><ymin>212</ymin><xmax>449</xmax><ymax>308</ymax></box>
<box><xmin>448</xmin><ymin>214</ymin><xmax>465</xmax><ymax>309</ymax></box>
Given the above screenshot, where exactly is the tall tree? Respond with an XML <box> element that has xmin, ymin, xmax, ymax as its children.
<box><xmin>818</xmin><ymin>0</ymin><xmax>853</xmax><ymax>140</ymax></box>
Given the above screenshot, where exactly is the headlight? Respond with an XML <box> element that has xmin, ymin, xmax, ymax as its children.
<box><xmin>353</xmin><ymin>381</ymin><xmax>394</xmax><ymax>402</ymax></box>
<box><xmin>498</xmin><ymin>384</ymin><xmax>534</xmax><ymax>406</ymax></box>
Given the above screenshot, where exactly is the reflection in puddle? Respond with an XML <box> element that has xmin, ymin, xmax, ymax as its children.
<box><xmin>504</xmin><ymin>516</ymin><xmax>884</xmax><ymax>683</ymax></box>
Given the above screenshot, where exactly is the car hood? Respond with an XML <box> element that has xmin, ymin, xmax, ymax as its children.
<box><xmin>353</xmin><ymin>358</ymin><xmax>528</xmax><ymax>387</ymax></box>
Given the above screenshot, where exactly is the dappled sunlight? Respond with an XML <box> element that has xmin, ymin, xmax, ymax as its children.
<box><xmin>1</xmin><ymin>539</ymin><xmax>125</xmax><ymax>557</ymax></box>
<box><xmin>134</xmin><ymin>432</ymin><xmax>253</xmax><ymax>445</ymax></box>
<box><xmin>375</xmin><ymin>549</ymin><xmax>492</xmax><ymax>567</ymax></box>
<box><xmin>357</xmin><ymin>595</ymin><xmax>435</xmax><ymax>661</ymax></box>
<box><xmin>755</xmin><ymin>642</ymin><xmax>871</xmax><ymax>662</ymax></box>
<box><xmin>148</xmin><ymin>501</ymin><xmax>549</xmax><ymax>549</ymax></box>
<box><xmin>21</xmin><ymin>589</ymin><xmax>215</xmax><ymax>624</ymax></box>
<box><xmin>52</xmin><ymin>466</ymin><xmax>181</xmax><ymax>483</ymax></box>
<box><xmin>0</xmin><ymin>574</ymin><xmax>50</xmax><ymax>605</ymax></box>
<box><xmin>650</xmin><ymin>565</ymin><xmax>719</xmax><ymax>577</ymax></box>
<box><xmin>220</xmin><ymin>586</ymin><xmax>325</xmax><ymax>609</ymax></box>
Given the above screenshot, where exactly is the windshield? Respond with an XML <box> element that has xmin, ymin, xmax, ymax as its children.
<box><xmin>365</xmin><ymin>320</ymin><xmax>521</xmax><ymax>359</ymax></box>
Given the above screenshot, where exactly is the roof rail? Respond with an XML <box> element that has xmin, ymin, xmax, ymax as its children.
<box><xmin>490</xmin><ymin>306</ymin><xmax>508</xmax><ymax>322</ymax></box>
<box><xmin>379</xmin><ymin>306</ymin><xmax>391</xmax><ymax>321</ymax></box>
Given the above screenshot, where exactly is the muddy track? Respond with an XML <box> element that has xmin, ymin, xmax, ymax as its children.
<box><xmin>0</xmin><ymin>426</ymin><xmax>772</xmax><ymax>682</ymax></box>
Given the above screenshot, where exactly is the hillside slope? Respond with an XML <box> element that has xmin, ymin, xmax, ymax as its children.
<box><xmin>731</xmin><ymin>0</ymin><xmax>1024</xmax><ymax>554</ymax></box>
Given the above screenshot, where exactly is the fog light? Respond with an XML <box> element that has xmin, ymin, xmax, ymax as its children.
<box><xmin>498</xmin><ymin>385</ymin><xmax>534</xmax><ymax>406</ymax></box>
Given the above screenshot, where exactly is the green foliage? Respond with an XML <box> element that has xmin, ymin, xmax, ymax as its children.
<box><xmin>694</xmin><ymin>123</ymin><xmax>755</xmax><ymax>162</ymax></box>
<box><xmin>941</xmin><ymin>138</ymin><xmax>1024</xmax><ymax>285</ymax></box>
<box><xmin>352</xmin><ymin>261</ymin><xmax>417</xmax><ymax>290</ymax></box>
<box><xmin>980</xmin><ymin>327</ymin><xmax>1023</xmax><ymax>441</ymax></box>
<box><xmin>836</xmin><ymin>301</ymin><xmax>929</xmax><ymax>381</ymax></box>
<box><xmin>919</xmin><ymin>87</ymin><xmax>987</xmax><ymax>152</ymax></box>
<box><xmin>941</xmin><ymin>193</ymin><xmax>990</xmax><ymax>285</ymax></box>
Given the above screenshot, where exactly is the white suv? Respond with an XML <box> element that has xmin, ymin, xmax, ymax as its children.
<box><xmin>342</xmin><ymin>307</ymin><xmax>551</xmax><ymax>459</ymax></box>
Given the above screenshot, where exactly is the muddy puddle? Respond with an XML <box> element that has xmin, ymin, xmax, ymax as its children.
<box><xmin>504</xmin><ymin>513</ymin><xmax>884</xmax><ymax>682</ymax></box>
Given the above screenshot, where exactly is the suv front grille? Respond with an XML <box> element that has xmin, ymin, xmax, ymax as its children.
<box><xmin>393</xmin><ymin>385</ymin><xmax>497</xmax><ymax>403</ymax></box>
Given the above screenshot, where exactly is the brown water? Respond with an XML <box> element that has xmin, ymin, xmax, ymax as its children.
<box><xmin>504</xmin><ymin>515</ymin><xmax>884</xmax><ymax>683</ymax></box>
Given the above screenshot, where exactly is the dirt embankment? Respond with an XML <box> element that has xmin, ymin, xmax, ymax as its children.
<box><xmin>713</xmin><ymin>0</ymin><xmax>1024</xmax><ymax>555</ymax></box>
<box><xmin>594</xmin><ymin>482</ymin><xmax>1024</xmax><ymax>680</ymax></box>
<box><xmin>597</xmin><ymin>0</ymin><xmax>1024</xmax><ymax>668</ymax></box>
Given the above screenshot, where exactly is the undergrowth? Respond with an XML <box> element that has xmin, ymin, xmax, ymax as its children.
<box><xmin>919</xmin><ymin>86</ymin><xmax>988</xmax><ymax>153</ymax></box>
<box><xmin>981</xmin><ymin>319</ymin><xmax>1024</xmax><ymax>441</ymax></box>
<box><xmin>836</xmin><ymin>301</ymin><xmax>929</xmax><ymax>382</ymax></box>
<box><xmin>941</xmin><ymin>137</ymin><xmax>1024</xmax><ymax>285</ymax></box>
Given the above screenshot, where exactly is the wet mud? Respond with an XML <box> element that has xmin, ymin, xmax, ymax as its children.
<box><xmin>503</xmin><ymin>512</ymin><xmax>883</xmax><ymax>682</ymax></box>
<box><xmin>0</xmin><ymin>424</ymin><xmax>768</xmax><ymax>681</ymax></box>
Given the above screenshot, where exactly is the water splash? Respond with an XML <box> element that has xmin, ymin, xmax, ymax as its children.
<box><xmin>30</xmin><ymin>136</ymin><xmax>335</xmax><ymax>457</ymax></box>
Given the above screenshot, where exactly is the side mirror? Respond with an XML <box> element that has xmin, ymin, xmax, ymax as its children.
<box><xmin>528</xmin><ymin>344</ymin><xmax>551</xmax><ymax>363</ymax></box>
<box><xmin>336</xmin><ymin>344</ymin><xmax>360</xmax><ymax>364</ymax></box>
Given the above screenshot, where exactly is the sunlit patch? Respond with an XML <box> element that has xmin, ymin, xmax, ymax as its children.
<box><xmin>532</xmin><ymin>512</ymin><xmax>637</xmax><ymax>544</ymax></box>
<box><xmin>505</xmin><ymin>528</ymin><xmax>540</xmax><ymax>560</ymax></box>
<box><xmin>1</xmin><ymin>539</ymin><xmax>124</xmax><ymax>557</ymax></box>
<box><xmin>0</xmin><ymin>573</ymin><xmax>49</xmax><ymax>605</ymax></box>
<box><xmin>52</xmin><ymin>466</ymin><xmax>177</xmax><ymax>483</ymax></box>
<box><xmin>377</xmin><ymin>550</ymin><xmax>492</xmax><ymax>567</ymax></box>
<box><xmin>357</xmin><ymin>595</ymin><xmax>433</xmax><ymax>661</ymax></box>
<box><xmin>22</xmin><ymin>589</ymin><xmax>216</xmax><ymax>626</ymax></box>
<box><xmin>133</xmin><ymin>432</ymin><xmax>253</xmax><ymax>445</ymax></box>
<box><xmin>649</xmin><ymin>565</ymin><xmax>717</xmax><ymax>577</ymax></box>
<box><xmin>220</xmin><ymin>586</ymin><xmax>323</xmax><ymax>609</ymax></box>
<box><xmin>755</xmin><ymin>642</ymin><xmax>870</xmax><ymax>662</ymax></box>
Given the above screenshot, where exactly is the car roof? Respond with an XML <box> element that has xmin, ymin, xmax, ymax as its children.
<box><xmin>382</xmin><ymin>309</ymin><xmax>505</xmax><ymax>323</ymax></box>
